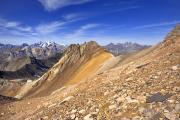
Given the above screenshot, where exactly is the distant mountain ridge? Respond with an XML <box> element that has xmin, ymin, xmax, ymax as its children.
<box><xmin>104</xmin><ymin>42</ymin><xmax>151</xmax><ymax>55</ymax></box>
<box><xmin>0</xmin><ymin>42</ymin><xmax>65</xmax><ymax>80</ymax></box>
<box><xmin>0</xmin><ymin>41</ymin><xmax>65</xmax><ymax>61</ymax></box>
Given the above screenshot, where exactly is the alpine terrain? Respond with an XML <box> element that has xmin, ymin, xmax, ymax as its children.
<box><xmin>0</xmin><ymin>24</ymin><xmax>179</xmax><ymax>120</ymax></box>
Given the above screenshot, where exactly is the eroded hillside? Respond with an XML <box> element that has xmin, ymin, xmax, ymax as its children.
<box><xmin>0</xmin><ymin>25</ymin><xmax>180</xmax><ymax>120</ymax></box>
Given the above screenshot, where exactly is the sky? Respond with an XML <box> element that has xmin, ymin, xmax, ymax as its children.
<box><xmin>0</xmin><ymin>0</ymin><xmax>180</xmax><ymax>45</ymax></box>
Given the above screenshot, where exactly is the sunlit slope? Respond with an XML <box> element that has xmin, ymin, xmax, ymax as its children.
<box><xmin>15</xmin><ymin>41</ymin><xmax>113</xmax><ymax>98</ymax></box>
<box><xmin>65</xmin><ymin>50</ymin><xmax>112</xmax><ymax>85</ymax></box>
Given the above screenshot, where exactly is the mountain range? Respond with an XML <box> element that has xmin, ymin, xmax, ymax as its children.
<box><xmin>0</xmin><ymin>41</ymin><xmax>150</xmax><ymax>61</ymax></box>
<box><xmin>0</xmin><ymin>41</ymin><xmax>65</xmax><ymax>61</ymax></box>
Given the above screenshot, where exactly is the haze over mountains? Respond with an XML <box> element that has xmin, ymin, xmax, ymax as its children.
<box><xmin>0</xmin><ymin>24</ymin><xmax>179</xmax><ymax>120</ymax></box>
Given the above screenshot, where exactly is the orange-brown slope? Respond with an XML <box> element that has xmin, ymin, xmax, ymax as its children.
<box><xmin>15</xmin><ymin>41</ymin><xmax>113</xmax><ymax>98</ymax></box>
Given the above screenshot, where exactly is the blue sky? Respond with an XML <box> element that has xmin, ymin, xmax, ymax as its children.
<box><xmin>0</xmin><ymin>0</ymin><xmax>180</xmax><ymax>45</ymax></box>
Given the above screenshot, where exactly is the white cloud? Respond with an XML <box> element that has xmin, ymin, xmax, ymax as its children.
<box><xmin>65</xmin><ymin>23</ymin><xmax>99</xmax><ymax>38</ymax></box>
<box><xmin>133</xmin><ymin>21</ymin><xmax>180</xmax><ymax>29</ymax></box>
<box><xmin>38</xmin><ymin>0</ymin><xmax>93</xmax><ymax>11</ymax></box>
<box><xmin>34</xmin><ymin>15</ymin><xmax>82</xmax><ymax>34</ymax></box>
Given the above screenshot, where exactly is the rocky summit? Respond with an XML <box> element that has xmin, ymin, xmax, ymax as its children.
<box><xmin>0</xmin><ymin>24</ymin><xmax>179</xmax><ymax>120</ymax></box>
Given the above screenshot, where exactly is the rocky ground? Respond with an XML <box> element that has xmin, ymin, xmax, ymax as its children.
<box><xmin>0</xmin><ymin>25</ymin><xmax>179</xmax><ymax>120</ymax></box>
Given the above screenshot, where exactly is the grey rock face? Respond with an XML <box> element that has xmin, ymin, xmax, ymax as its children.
<box><xmin>104</xmin><ymin>42</ymin><xmax>150</xmax><ymax>56</ymax></box>
<box><xmin>0</xmin><ymin>41</ymin><xmax>65</xmax><ymax>62</ymax></box>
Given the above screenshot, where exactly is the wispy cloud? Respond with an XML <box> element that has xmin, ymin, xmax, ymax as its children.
<box><xmin>35</xmin><ymin>14</ymin><xmax>83</xmax><ymax>34</ymax></box>
<box><xmin>133</xmin><ymin>21</ymin><xmax>180</xmax><ymax>29</ymax></box>
<box><xmin>62</xmin><ymin>13</ymin><xmax>82</xmax><ymax>20</ymax></box>
<box><xmin>35</xmin><ymin>21</ymin><xmax>67</xmax><ymax>34</ymax></box>
<box><xmin>113</xmin><ymin>6</ymin><xmax>140</xmax><ymax>12</ymax></box>
<box><xmin>65</xmin><ymin>23</ymin><xmax>99</xmax><ymax>38</ymax></box>
<box><xmin>75</xmin><ymin>6</ymin><xmax>140</xmax><ymax>20</ymax></box>
<box><xmin>0</xmin><ymin>18</ymin><xmax>32</xmax><ymax>33</ymax></box>
<box><xmin>38</xmin><ymin>0</ymin><xmax>93</xmax><ymax>11</ymax></box>
<box><xmin>0</xmin><ymin>16</ymin><xmax>84</xmax><ymax>36</ymax></box>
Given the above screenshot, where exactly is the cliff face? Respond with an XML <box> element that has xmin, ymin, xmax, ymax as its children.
<box><xmin>16</xmin><ymin>41</ymin><xmax>113</xmax><ymax>98</ymax></box>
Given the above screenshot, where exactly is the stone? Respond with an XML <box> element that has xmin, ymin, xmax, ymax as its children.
<box><xmin>157</xmin><ymin>71</ymin><xmax>162</xmax><ymax>75</ymax></box>
<box><xmin>59</xmin><ymin>96</ymin><xmax>74</xmax><ymax>105</ymax></box>
<box><xmin>143</xmin><ymin>109</ymin><xmax>156</xmax><ymax>118</ymax></box>
<box><xmin>27</xmin><ymin>80</ymin><xmax>32</xmax><ymax>83</ymax></box>
<box><xmin>150</xmin><ymin>113</ymin><xmax>162</xmax><ymax>120</ymax></box>
<box><xmin>109</xmin><ymin>104</ymin><xmax>117</xmax><ymax>110</ymax></box>
<box><xmin>146</xmin><ymin>92</ymin><xmax>172</xmax><ymax>103</ymax></box>
<box><xmin>70</xmin><ymin>114</ymin><xmax>76</xmax><ymax>119</ymax></box>
<box><xmin>79</xmin><ymin>109</ymin><xmax>86</xmax><ymax>114</ymax></box>
<box><xmin>175</xmin><ymin>104</ymin><xmax>180</xmax><ymax>111</ymax></box>
<box><xmin>104</xmin><ymin>91</ymin><xmax>109</xmax><ymax>96</ymax></box>
<box><xmin>137</xmin><ymin>96</ymin><xmax>146</xmax><ymax>103</ymax></box>
<box><xmin>1</xmin><ymin>113</ymin><xmax>4</xmax><ymax>116</ymax></box>
<box><xmin>75</xmin><ymin>117</ymin><xmax>79</xmax><ymax>120</ymax></box>
<box><xmin>132</xmin><ymin>116</ymin><xmax>141</xmax><ymax>120</ymax></box>
<box><xmin>171</xmin><ymin>65</ymin><xmax>179</xmax><ymax>71</ymax></box>
<box><xmin>71</xmin><ymin>109</ymin><xmax>77</xmax><ymax>114</ymax></box>
<box><xmin>48</xmin><ymin>103</ymin><xmax>57</xmax><ymax>108</ymax></box>
<box><xmin>125</xmin><ymin>96</ymin><xmax>139</xmax><ymax>103</ymax></box>
<box><xmin>116</xmin><ymin>97</ymin><xmax>125</xmax><ymax>102</ymax></box>
<box><xmin>41</xmin><ymin>116</ymin><xmax>48</xmax><ymax>120</ymax></box>
<box><xmin>138</xmin><ymin>107</ymin><xmax>145</xmax><ymax>114</ymax></box>
<box><xmin>173</xmin><ymin>87</ymin><xmax>180</xmax><ymax>92</ymax></box>
<box><xmin>164</xmin><ymin>112</ymin><xmax>176</xmax><ymax>120</ymax></box>
<box><xmin>83</xmin><ymin>112</ymin><xmax>97</xmax><ymax>120</ymax></box>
